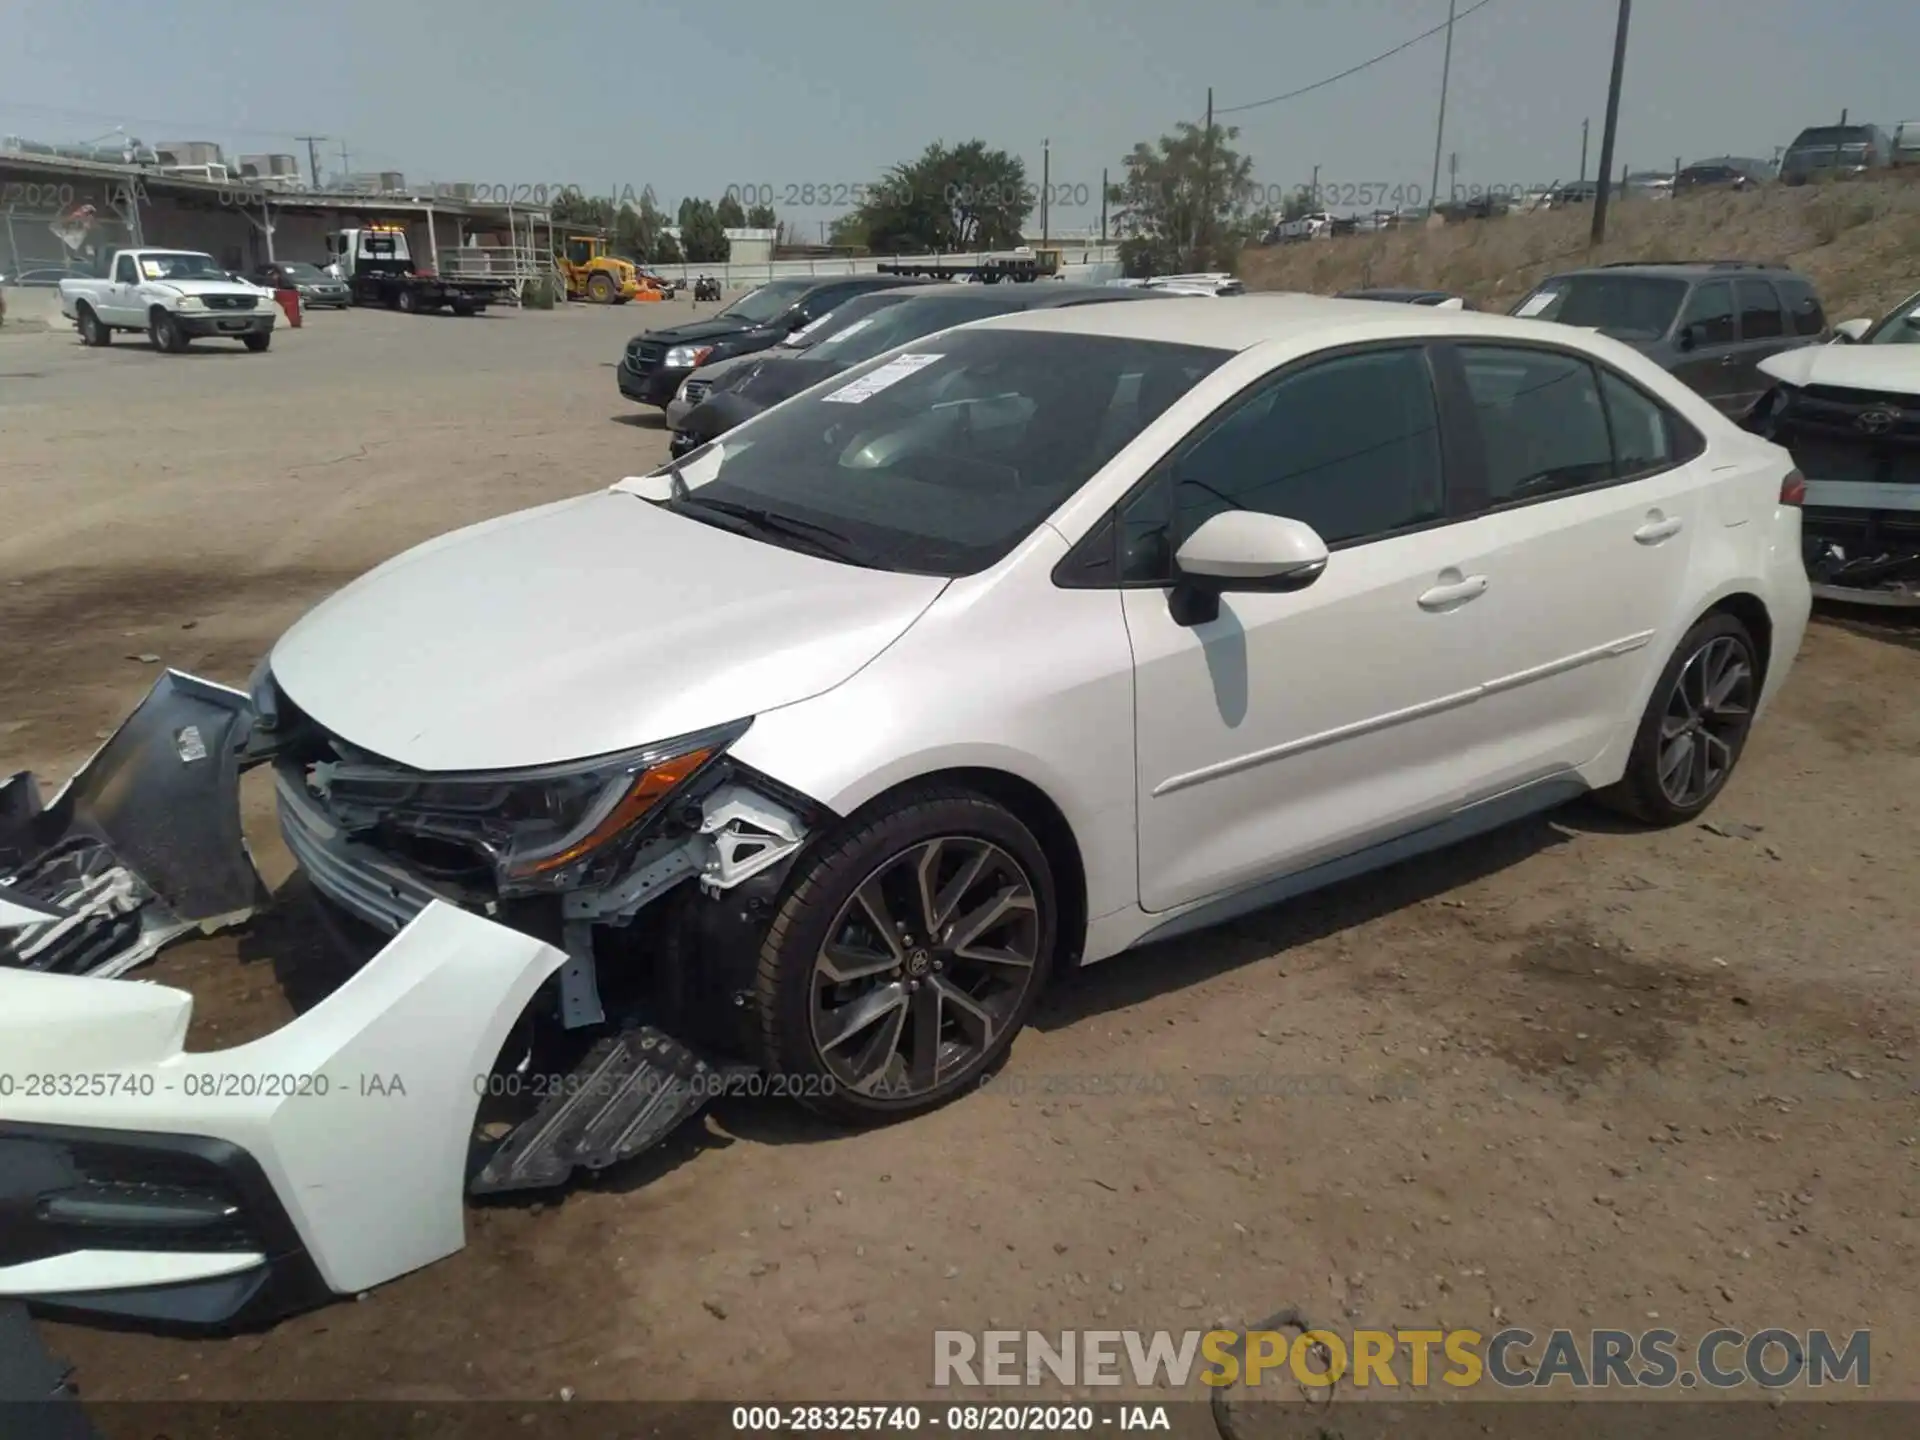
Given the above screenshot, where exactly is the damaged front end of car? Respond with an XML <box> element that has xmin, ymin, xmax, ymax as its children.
<box><xmin>1745</xmin><ymin>380</ymin><xmax>1920</xmax><ymax>607</ymax></box>
<box><xmin>1</xmin><ymin>667</ymin><xmax>824</xmax><ymax>1327</ymax></box>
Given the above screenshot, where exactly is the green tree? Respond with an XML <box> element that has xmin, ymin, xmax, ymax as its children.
<box><xmin>551</xmin><ymin>190</ymin><xmax>615</xmax><ymax>231</ymax></box>
<box><xmin>745</xmin><ymin>202</ymin><xmax>777</xmax><ymax>230</ymax></box>
<box><xmin>1109</xmin><ymin>120</ymin><xmax>1258</xmax><ymax>277</ymax></box>
<box><xmin>677</xmin><ymin>197</ymin><xmax>729</xmax><ymax>263</ymax></box>
<box><xmin>612</xmin><ymin>185</ymin><xmax>674</xmax><ymax>263</ymax></box>
<box><xmin>715</xmin><ymin>192</ymin><xmax>747</xmax><ymax>230</ymax></box>
<box><xmin>839</xmin><ymin>140</ymin><xmax>1031</xmax><ymax>254</ymax></box>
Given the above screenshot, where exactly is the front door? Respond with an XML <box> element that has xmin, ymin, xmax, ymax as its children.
<box><xmin>1122</xmin><ymin>345</ymin><xmax>1492</xmax><ymax>914</ymax></box>
<box><xmin>1669</xmin><ymin>280</ymin><xmax>1743</xmax><ymax>413</ymax></box>
<box><xmin>107</xmin><ymin>252</ymin><xmax>143</xmax><ymax>325</ymax></box>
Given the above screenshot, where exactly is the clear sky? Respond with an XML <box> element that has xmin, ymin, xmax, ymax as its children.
<box><xmin>3</xmin><ymin>0</ymin><xmax>1912</xmax><ymax>232</ymax></box>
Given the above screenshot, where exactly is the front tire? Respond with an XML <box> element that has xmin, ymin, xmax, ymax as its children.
<box><xmin>242</xmin><ymin>331</ymin><xmax>271</xmax><ymax>352</ymax></box>
<box><xmin>756</xmin><ymin>786</ymin><xmax>1057</xmax><ymax>1124</ymax></box>
<box><xmin>1599</xmin><ymin>612</ymin><xmax>1760</xmax><ymax>825</ymax></box>
<box><xmin>587</xmin><ymin>272</ymin><xmax>616</xmax><ymax>303</ymax></box>
<box><xmin>149</xmin><ymin>310</ymin><xmax>188</xmax><ymax>352</ymax></box>
<box><xmin>397</xmin><ymin>288</ymin><xmax>420</xmax><ymax>314</ymax></box>
<box><xmin>76</xmin><ymin>304</ymin><xmax>111</xmax><ymax>346</ymax></box>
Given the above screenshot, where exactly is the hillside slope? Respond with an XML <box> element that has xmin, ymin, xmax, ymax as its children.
<box><xmin>1241</xmin><ymin>175</ymin><xmax>1920</xmax><ymax>322</ymax></box>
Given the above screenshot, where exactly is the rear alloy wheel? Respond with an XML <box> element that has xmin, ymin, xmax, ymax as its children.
<box><xmin>758</xmin><ymin>788</ymin><xmax>1055</xmax><ymax>1123</ymax></box>
<box><xmin>1601</xmin><ymin>612</ymin><xmax>1759</xmax><ymax>825</ymax></box>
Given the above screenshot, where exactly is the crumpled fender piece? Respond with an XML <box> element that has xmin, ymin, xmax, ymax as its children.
<box><xmin>1</xmin><ymin>671</ymin><xmax>268</xmax><ymax>978</ymax></box>
<box><xmin>0</xmin><ymin>901</ymin><xmax>567</xmax><ymax>1313</ymax></box>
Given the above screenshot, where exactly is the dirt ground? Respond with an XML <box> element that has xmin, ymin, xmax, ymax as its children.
<box><xmin>2</xmin><ymin>300</ymin><xmax>1917</xmax><ymax>1411</ymax></box>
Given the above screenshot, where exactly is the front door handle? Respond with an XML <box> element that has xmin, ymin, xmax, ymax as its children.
<box><xmin>1634</xmin><ymin>515</ymin><xmax>1684</xmax><ymax>544</ymax></box>
<box><xmin>1719</xmin><ymin>354</ymin><xmax>1742</xmax><ymax>366</ymax></box>
<box><xmin>1417</xmin><ymin>574</ymin><xmax>1489</xmax><ymax>610</ymax></box>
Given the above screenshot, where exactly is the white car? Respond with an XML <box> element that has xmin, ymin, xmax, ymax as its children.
<box><xmin>1</xmin><ymin>296</ymin><xmax>1811</xmax><ymax>1323</ymax></box>
<box><xmin>58</xmin><ymin>248</ymin><xmax>278</xmax><ymax>352</ymax></box>
<box><xmin>1748</xmin><ymin>286</ymin><xmax>1920</xmax><ymax>605</ymax></box>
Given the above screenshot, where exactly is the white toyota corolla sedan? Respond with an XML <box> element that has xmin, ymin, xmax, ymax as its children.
<box><xmin>1</xmin><ymin>295</ymin><xmax>1811</xmax><ymax>1322</ymax></box>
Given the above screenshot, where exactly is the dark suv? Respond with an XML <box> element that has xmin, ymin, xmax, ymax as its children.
<box><xmin>618</xmin><ymin>274</ymin><xmax>926</xmax><ymax>407</ymax></box>
<box><xmin>1509</xmin><ymin>261</ymin><xmax>1831</xmax><ymax>416</ymax></box>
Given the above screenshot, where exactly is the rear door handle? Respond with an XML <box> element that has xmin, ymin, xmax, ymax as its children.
<box><xmin>1634</xmin><ymin>515</ymin><xmax>1684</xmax><ymax>544</ymax></box>
<box><xmin>1417</xmin><ymin>574</ymin><xmax>1489</xmax><ymax>610</ymax></box>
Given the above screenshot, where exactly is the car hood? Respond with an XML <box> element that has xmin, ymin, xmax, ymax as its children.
<box><xmin>268</xmin><ymin>489</ymin><xmax>948</xmax><ymax>771</ymax></box>
<box><xmin>153</xmin><ymin>279</ymin><xmax>273</xmax><ymax>299</ymax></box>
<box><xmin>631</xmin><ymin>315</ymin><xmax>780</xmax><ymax>348</ymax></box>
<box><xmin>1760</xmin><ymin>344</ymin><xmax>1920</xmax><ymax>397</ymax></box>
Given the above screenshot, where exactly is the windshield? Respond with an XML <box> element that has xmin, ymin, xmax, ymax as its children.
<box><xmin>280</xmin><ymin>262</ymin><xmax>324</xmax><ymax>280</ymax></box>
<box><xmin>1864</xmin><ymin>292</ymin><xmax>1920</xmax><ymax>345</ymax></box>
<box><xmin>139</xmin><ymin>252</ymin><xmax>226</xmax><ymax>281</ymax></box>
<box><xmin>651</xmin><ymin>329</ymin><xmax>1229</xmax><ymax>576</ymax></box>
<box><xmin>1511</xmin><ymin>275</ymin><xmax>1687</xmax><ymax>340</ymax></box>
<box><xmin>778</xmin><ymin>290</ymin><xmax>919</xmax><ymax>349</ymax></box>
<box><xmin>812</xmin><ymin>295</ymin><xmax>1027</xmax><ymax>367</ymax></box>
<box><xmin>717</xmin><ymin>280</ymin><xmax>814</xmax><ymax>325</ymax></box>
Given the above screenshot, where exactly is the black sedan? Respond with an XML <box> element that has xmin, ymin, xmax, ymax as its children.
<box><xmin>668</xmin><ymin>283</ymin><xmax>1165</xmax><ymax>458</ymax></box>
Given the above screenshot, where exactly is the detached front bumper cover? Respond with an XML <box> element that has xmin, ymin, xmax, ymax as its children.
<box><xmin>0</xmin><ymin>673</ymin><xmax>570</xmax><ymax>1325</ymax></box>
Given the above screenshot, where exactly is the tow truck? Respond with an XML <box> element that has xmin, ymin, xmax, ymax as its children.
<box><xmin>324</xmin><ymin>225</ymin><xmax>513</xmax><ymax>315</ymax></box>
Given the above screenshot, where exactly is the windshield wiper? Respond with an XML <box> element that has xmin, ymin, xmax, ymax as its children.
<box><xmin>673</xmin><ymin>495</ymin><xmax>879</xmax><ymax>567</ymax></box>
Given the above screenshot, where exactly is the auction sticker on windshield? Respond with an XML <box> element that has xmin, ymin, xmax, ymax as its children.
<box><xmin>1514</xmin><ymin>290</ymin><xmax>1558</xmax><ymax>318</ymax></box>
<box><xmin>821</xmin><ymin>352</ymin><xmax>943</xmax><ymax>403</ymax></box>
<box><xmin>814</xmin><ymin>316</ymin><xmax>877</xmax><ymax>348</ymax></box>
<box><xmin>140</xmin><ymin>260</ymin><xmax>164</xmax><ymax>279</ymax></box>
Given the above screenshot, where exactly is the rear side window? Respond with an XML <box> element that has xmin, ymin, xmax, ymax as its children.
<box><xmin>1599</xmin><ymin>372</ymin><xmax>1680</xmax><ymax>477</ymax></box>
<box><xmin>1776</xmin><ymin>278</ymin><xmax>1827</xmax><ymax>336</ymax></box>
<box><xmin>1678</xmin><ymin>282</ymin><xmax>1736</xmax><ymax>345</ymax></box>
<box><xmin>1736</xmin><ymin>280</ymin><xmax>1785</xmax><ymax>339</ymax></box>
<box><xmin>1458</xmin><ymin>347</ymin><xmax>1613</xmax><ymax>503</ymax></box>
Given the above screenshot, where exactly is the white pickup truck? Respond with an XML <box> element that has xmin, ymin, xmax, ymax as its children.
<box><xmin>59</xmin><ymin>247</ymin><xmax>278</xmax><ymax>353</ymax></box>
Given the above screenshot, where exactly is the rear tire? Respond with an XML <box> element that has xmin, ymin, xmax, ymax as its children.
<box><xmin>397</xmin><ymin>288</ymin><xmax>419</xmax><ymax>314</ymax></box>
<box><xmin>76</xmin><ymin>304</ymin><xmax>110</xmax><ymax>346</ymax></box>
<box><xmin>1597</xmin><ymin>612</ymin><xmax>1760</xmax><ymax>826</ymax></box>
<box><xmin>149</xmin><ymin>310</ymin><xmax>188</xmax><ymax>353</ymax></box>
<box><xmin>756</xmin><ymin>785</ymin><xmax>1057</xmax><ymax>1126</ymax></box>
<box><xmin>242</xmin><ymin>331</ymin><xmax>271</xmax><ymax>352</ymax></box>
<box><xmin>451</xmin><ymin>300</ymin><xmax>476</xmax><ymax>317</ymax></box>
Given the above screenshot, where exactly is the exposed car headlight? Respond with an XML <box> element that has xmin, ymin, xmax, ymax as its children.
<box><xmin>310</xmin><ymin>719</ymin><xmax>750</xmax><ymax>894</ymax></box>
<box><xmin>665</xmin><ymin>344</ymin><xmax>715</xmax><ymax>368</ymax></box>
<box><xmin>175</xmin><ymin>297</ymin><xmax>207</xmax><ymax>311</ymax></box>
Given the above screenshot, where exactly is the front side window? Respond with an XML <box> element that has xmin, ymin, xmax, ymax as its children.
<box><xmin>1119</xmin><ymin>348</ymin><xmax>1445</xmax><ymax>583</ymax></box>
<box><xmin>1776</xmin><ymin>279</ymin><xmax>1827</xmax><ymax>337</ymax></box>
<box><xmin>1678</xmin><ymin>282</ymin><xmax>1736</xmax><ymax>346</ymax></box>
<box><xmin>653</xmin><ymin>329</ymin><xmax>1229</xmax><ymax>576</ymax></box>
<box><xmin>1459</xmin><ymin>347</ymin><xmax>1613</xmax><ymax>503</ymax></box>
<box><xmin>114</xmin><ymin>255</ymin><xmax>137</xmax><ymax>284</ymax></box>
<box><xmin>1736</xmin><ymin>279</ymin><xmax>1784</xmax><ymax>340</ymax></box>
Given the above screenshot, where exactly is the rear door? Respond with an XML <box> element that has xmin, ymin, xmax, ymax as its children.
<box><xmin>1432</xmin><ymin>342</ymin><xmax>1708</xmax><ymax>778</ymax></box>
<box><xmin>1669</xmin><ymin>281</ymin><xmax>1742</xmax><ymax>412</ymax></box>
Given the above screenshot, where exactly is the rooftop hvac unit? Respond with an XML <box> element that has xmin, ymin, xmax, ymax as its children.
<box><xmin>155</xmin><ymin>140</ymin><xmax>224</xmax><ymax>167</ymax></box>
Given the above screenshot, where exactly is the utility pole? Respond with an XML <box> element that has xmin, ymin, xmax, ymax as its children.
<box><xmin>1311</xmin><ymin>162</ymin><xmax>1320</xmax><ymax>203</ymax></box>
<box><xmin>1580</xmin><ymin>118</ymin><xmax>1590</xmax><ymax>182</ymax></box>
<box><xmin>296</xmin><ymin>136</ymin><xmax>327</xmax><ymax>190</ymax></box>
<box><xmin>1196</xmin><ymin>88</ymin><xmax>1213</xmax><ymax>269</ymax></box>
<box><xmin>1590</xmin><ymin>0</ymin><xmax>1632</xmax><ymax>245</ymax></box>
<box><xmin>1041</xmin><ymin>138</ymin><xmax>1050</xmax><ymax>247</ymax></box>
<box><xmin>336</xmin><ymin>141</ymin><xmax>351</xmax><ymax>186</ymax></box>
<box><xmin>1099</xmin><ymin>167</ymin><xmax>1108</xmax><ymax>245</ymax></box>
<box><xmin>1427</xmin><ymin>0</ymin><xmax>1458</xmax><ymax>214</ymax></box>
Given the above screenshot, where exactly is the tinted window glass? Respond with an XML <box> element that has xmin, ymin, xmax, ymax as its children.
<box><xmin>821</xmin><ymin>296</ymin><xmax>1026</xmax><ymax>367</ymax></box>
<box><xmin>115</xmin><ymin>255</ymin><xmax>137</xmax><ymax>284</ymax></box>
<box><xmin>1167</xmin><ymin>348</ymin><xmax>1444</xmax><ymax>553</ymax></box>
<box><xmin>1776</xmin><ymin>279</ymin><xmax>1827</xmax><ymax>336</ymax></box>
<box><xmin>1678</xmin><ymin>282</ymin><xmax>1736</xmax><ymax>345</ymax></box>
<box><xmin>1460</xmin><ymin>347</ymin><xmax>1613</xmax><ymax>503</ymax></box>
<box><xmin>656</xmin><ymin>330</ymin><xmax>1229</xmax><ymax>577</ymax></box>
<box><xmin>1599</xmin><ymin>371</ymin><xmax>1676</xmax><ymax>476</ymax></box>
<box><xmin>1736</xmin><ymin>279</ymin><xmax>1784</xmax><ymax>339</ymax></box>
<box><xmin>1512</xmin><ymin>276</ymin><xmax>1686</xmax><ymax>340</ymax></box>
<box><xmin>716</xmin><ymin>279</ymin><xmax>815</xmax><ymax>324</ymax></box>
<box><xmin>1863</xmin><ymin>292</ymin><xmax>1920</xmax><ymax>345</ymax></box>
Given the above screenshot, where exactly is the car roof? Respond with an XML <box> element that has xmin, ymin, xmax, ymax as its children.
<box><xmin>1340</xmin><ymin>287</ymin><xmax>1448</xmax><ymax>300</ymax></box>
<box><xmin>1540</xmin><ymin>262</ymin><xmax>1800</xmax><ymax>281</ymax></box>
<box><xmin>965</xmin><ymin>291</ymin><xmax>1623</xmax><ymax>351</ymax></box>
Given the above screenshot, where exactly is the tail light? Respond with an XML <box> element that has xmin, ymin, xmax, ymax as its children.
<box><xmin>1779</xmin><ymin>469</ymin><xmax>1806</xmax><ymax>507</ymax></box>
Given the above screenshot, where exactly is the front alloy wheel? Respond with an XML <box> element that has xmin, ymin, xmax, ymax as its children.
<box><xmin>758</xmin><ymin>787</ymin><xmax>1056</xmax><ymax>1123</ymax></box>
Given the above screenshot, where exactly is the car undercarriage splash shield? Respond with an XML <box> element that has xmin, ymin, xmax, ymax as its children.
<box><xmin>0</xmin><ymin>671</ymin><xmax>268</xmax><ymax>978</ymax></box>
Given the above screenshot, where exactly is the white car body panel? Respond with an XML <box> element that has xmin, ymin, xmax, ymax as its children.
<box><xmin>267</xmin><ymin>490</ymin><xmax>948</xmax><ymax>770</ymax></box>
<box><xmin>0</xmin><ymin>901</ymin><xmax>567</xmax><ymax>1298</ymax></box>
<box><xmin>59</xmin><ymin>249</ymin><xmax>275</xmax><ymax>328</ymax></box>
<box><xmin>1758</xmin><ymin>341</ymin><xmax>1920</xmax><ymax>512</ymax></box>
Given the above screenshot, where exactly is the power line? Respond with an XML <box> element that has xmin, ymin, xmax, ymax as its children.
<box><xmin>1217</xmin><ymin>0</ymin><xmax>1501</xmax><ymax>115</ymax></box>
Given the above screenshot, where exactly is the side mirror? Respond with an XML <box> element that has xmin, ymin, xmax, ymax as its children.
<box><xmin>1834</xmin><ymin>318</ymin><xmax>1872</xmax><ymax>343</ymax></box>
<box><xmin>1168</xmin><ymin>511</ymin><xmax>1328</xmax><ymax>625</ymax></box>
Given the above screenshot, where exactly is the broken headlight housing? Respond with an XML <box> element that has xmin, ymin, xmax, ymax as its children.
<box><xmin>309</xmin><ymin>719</ymin><xmax>749</xmax><ymax>896</ymax></box>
